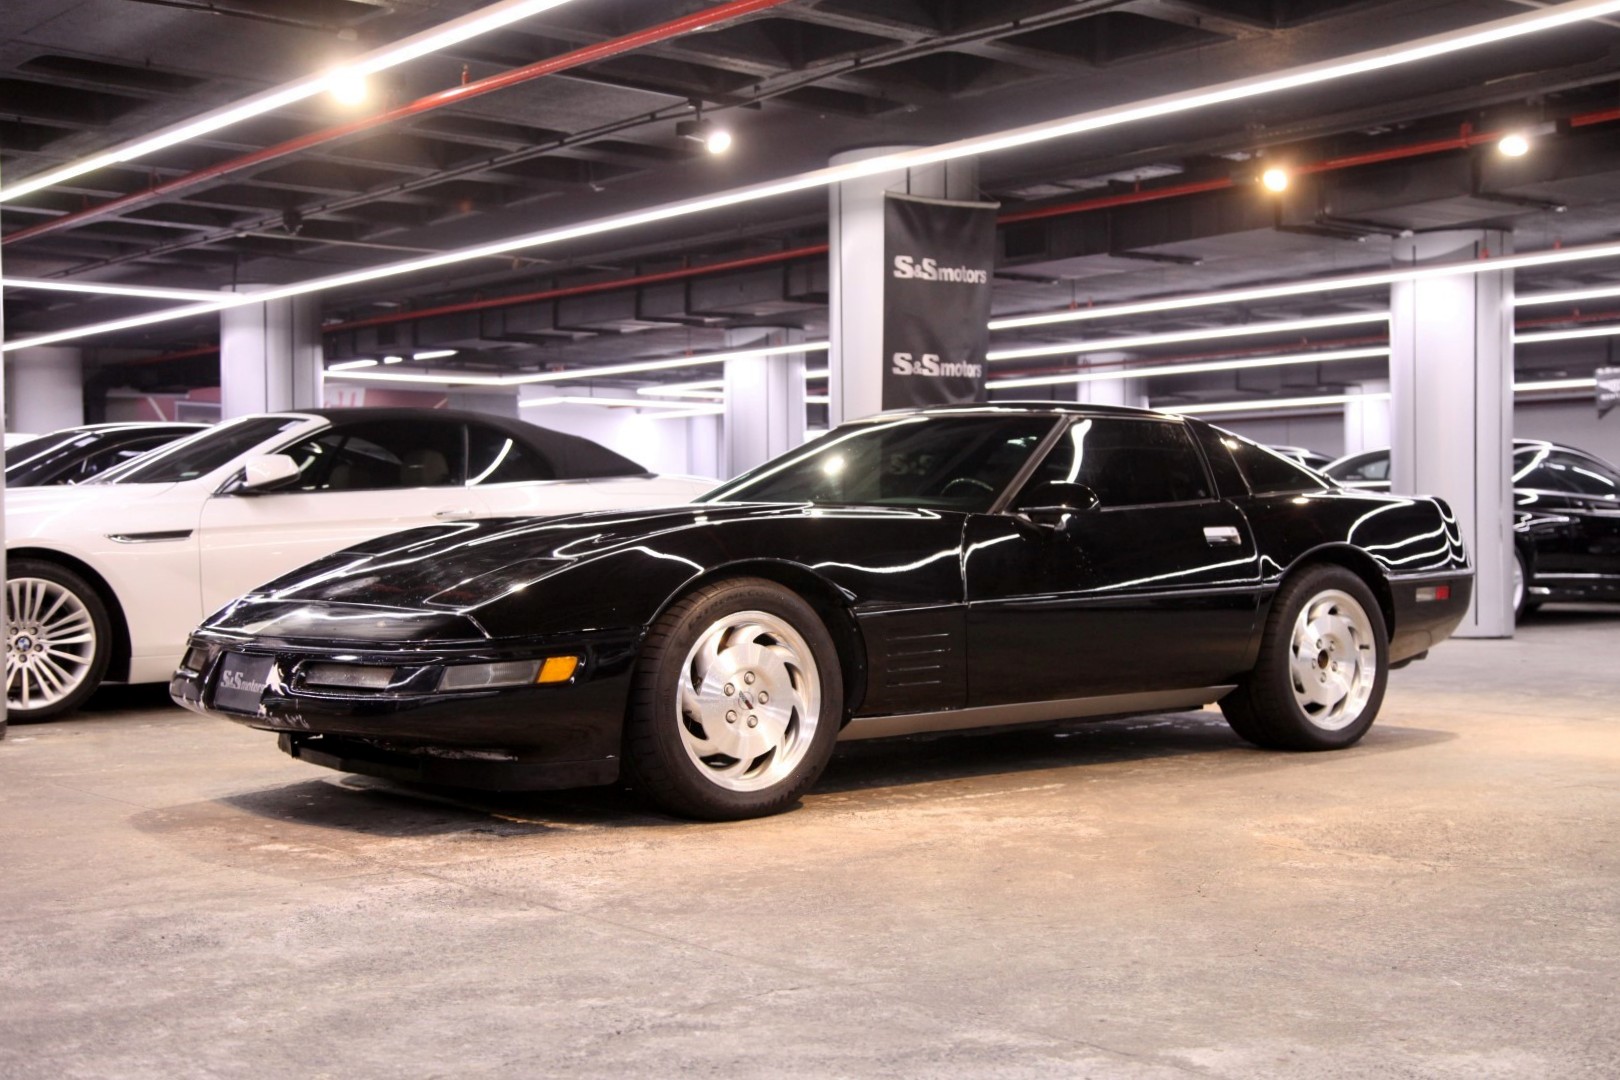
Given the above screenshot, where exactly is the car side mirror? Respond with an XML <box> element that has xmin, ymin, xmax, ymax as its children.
<box><xmin>239</xmin><ymin>453</ymin><xmax>300</xmax><ymax>494</ymax></box>
<box><xmin>1019</xmin><ymin>481</ymin><xmax>1100</xmax><ymax>535</ymax></box>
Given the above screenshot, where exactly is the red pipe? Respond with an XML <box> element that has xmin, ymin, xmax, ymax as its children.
<box><xmin>323</xmin><ymin>243</ymin><xmax>828</xmax><ymax>333</ymax></box>
<box><xmin>4</xmin><ymin>0</ymin><xmax>791</xmax><ymax>245</ymax></box>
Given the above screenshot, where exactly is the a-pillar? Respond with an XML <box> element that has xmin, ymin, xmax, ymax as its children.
<box><xmin>1343</xmin><ymin>379</ymin><xmax>1390</xmax><ymax>457</ymax></box>
<box><xmin>1389</xmin><ymin>230</ymin><xmax>1514</xmax><ymax>638</ymax></box>
<box><xmin>723</xmin><ymin>327</ymin><xmax>805</xmax><ymax>478</ymax></box>
<box><xmin>827</xmin><ymin>148</ymin><xmax>977</xmax><ymax>426</ymax></box>
<box><xmin>219</xmin><ymin>287</ymin><xmax>322</xmax><ymax>418</ymax></box>
<box><xmin>7</xmin><ymin>346</ymin><xmax>84</xmax><ymax>432</ymax></box>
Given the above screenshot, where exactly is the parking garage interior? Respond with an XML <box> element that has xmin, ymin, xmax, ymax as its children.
<box><xmin>3</xmin><ymin>1</ymin><xmax>1619</xmax><ymax>1076</ymax></box>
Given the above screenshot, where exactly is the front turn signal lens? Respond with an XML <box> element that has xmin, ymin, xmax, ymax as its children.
<box><xmin>537</xmin><ymin>656</ymin><xmax>580</xmax><ymax>684</ymax></box>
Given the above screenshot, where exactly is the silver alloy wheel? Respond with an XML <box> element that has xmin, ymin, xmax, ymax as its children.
<box><xmin>1287</xmin><ymin>588</ymin><xmax>1377</xmax><ymax>732</ymax></box>
<box><xmin>1512</xmin><ymin>554</ymin><xmax>1526</xmax><ymax>613</ymax></box>
<box><xmin>6</xmin><ymin>576</ymin><xmax>98</xmax><ymax>712</ymax></box>
<box><xmin>675</xmin><ymin>609</ymin><xmax>822</xmax><ymax>792</ymax></box>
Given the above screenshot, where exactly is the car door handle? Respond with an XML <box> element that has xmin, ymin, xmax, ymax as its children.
<box><xmin>434</xmin><ymin>507</ymin><xmax>476</xmax><ymax>520</ymax></box>
<box><xmin>1204</xmin><ymin>526</ymin><xmax>1243</xmax><ymax>547</ymax></box>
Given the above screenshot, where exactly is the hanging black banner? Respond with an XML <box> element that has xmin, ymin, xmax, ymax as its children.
<box><xmin>1598</xmin><ymin>366</ymin><xmax>1620</xmax><ymax>419</ymax></box>
<box><xmin>882</xmin><ymin>193</ymin><xmax>997</xmax><ymax>410</ymax></box>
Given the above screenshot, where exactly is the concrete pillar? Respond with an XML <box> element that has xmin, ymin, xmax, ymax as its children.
<box><xmin>1074</xmin><ymin>374</ymin><xmax>1147</xmax><ymax>409</ymax></box>
<box><xmin>7</xmin><ymin>346</ymin><xmax>84</xmax><ymax>432</ymax></box>
<box><xmin>723</xmin><ymin>327</ymin><xmax>805</xmax><ymax>478</ymax></box>
<box><xmin>827</xmin><ymin>148</ymin><xmax>978</xmax><ymax>426</ymax></box>
<box><xmin>1343</xmin><ymin>379</ymin><xmax>1391</xmax><ymax>457</ymax></box>
<box><xmin>1390</xmin><ymin>230</ymin><xmax>1514</xmax><ymax>638</ymax></box>
<box><xmin>220</xmin><ymin>287</ymin><xmax>322</xmax><ymax>418</ymax></box>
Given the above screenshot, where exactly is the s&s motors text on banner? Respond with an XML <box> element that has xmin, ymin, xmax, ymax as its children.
<box><xmin>882</xmin><ymin>193</ymin><xmax>998</xmax><ymax>409</ymax></box>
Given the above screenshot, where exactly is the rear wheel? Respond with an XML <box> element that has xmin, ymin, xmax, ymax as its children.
<box><xmin>1221</xmin><ymin>565</ymin><xmax>1387</xmax><ymax>751</ymax></box>
<box><xmin>624</xmin><ymin>578</ymin><xmax>842</xmax><ymax>820</ymax></box>
<box><xmin>5</xmin><ymin>560</ymin><xmax>112</xmax><ymax>721</ymax></box>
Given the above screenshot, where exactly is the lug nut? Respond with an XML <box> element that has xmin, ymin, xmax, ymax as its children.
<box><xmin>723</xmin><ymin>683</ymin><xmax>735</xmax><ymax>696</ymax></box>
<box><xmin>747</xmin><ymin>716</ymin><xmax>758</xmax><ymax>728</ymax></box>
<box><xmin>757</xmin><ymin>691</ymin><xmax>769</xmax><ymax>704</ymax></box>
<box><xmin>744</xmin><ymin>672</ymin><xmax>755</xmax><ymax>685</ymax></box>
<box><xmin>726</xmin><ymin>711</ymin><xmax>737</xmax><ymax>723</ymax></box>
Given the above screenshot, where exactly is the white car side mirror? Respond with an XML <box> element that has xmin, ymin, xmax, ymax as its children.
<box><xmin>240</xmin><ymin>453</ymin><xmax>301</xmax><ymax>493</ymax></box>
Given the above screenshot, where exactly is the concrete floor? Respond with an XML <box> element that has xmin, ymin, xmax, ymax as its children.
<box><xmin>2</xmin><ymin>608</ymin><xmax>1617</xmax><ymax>1079</ymax></box>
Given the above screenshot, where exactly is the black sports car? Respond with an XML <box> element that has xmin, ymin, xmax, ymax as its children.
<box><xmin>5</xmin><ymin>422</ymin><xmax>207</xmax><ymax>487</ymax></box>
<box><xmin>174</xmin><ymin>404</ymin><xmax>1472</xmax><ymax>820</ymax></box>
<box><xmin>1325</xmin><ymin>440</ymin><xmax>1620</xmax><ymax>617</ymax></box>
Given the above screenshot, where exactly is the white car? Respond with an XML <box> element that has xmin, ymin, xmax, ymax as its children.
<box><xmin>4</xmin><ymin>408</ymin><xmax>715</xmax><ymax>720</ymax></box>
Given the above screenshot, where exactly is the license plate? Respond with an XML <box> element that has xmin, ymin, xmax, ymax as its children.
<box><xmin>213</xmin><ymin>653</ymin><xmax>276</xmax><ymax>715</ymax></box>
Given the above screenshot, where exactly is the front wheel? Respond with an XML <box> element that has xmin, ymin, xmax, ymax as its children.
<box><xmin>624</xmin><ymin>578</ymin><xmax>842</xmax><ymax>820</ymax></box>
<box><xmin>6</xmin><ymin>559</ymin><xmax>112</xmax><ymax>721</ymax></box>
<box><xmin>1221</xmin><ymin>565</ymin><xmax>1388</xmax><ymax>751</ymax></box>
<box><xmin>1513</xmin><ymin>548</ymin><xmax>1540</xmax><ymax>622</ymax></box>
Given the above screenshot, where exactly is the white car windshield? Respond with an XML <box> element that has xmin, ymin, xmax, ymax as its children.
<box><xmin>101</xmin><ymin>416</ymin><xmax>306</xmax><ymax>484</ymax></box>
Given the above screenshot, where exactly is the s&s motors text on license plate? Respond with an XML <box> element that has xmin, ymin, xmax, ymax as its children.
<box><xmin>213</xmin><ymin>652</ymin><xmax>276</xmax><ymax>714</ymax></box>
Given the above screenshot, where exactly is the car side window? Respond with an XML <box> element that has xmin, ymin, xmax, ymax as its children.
<box><xmin>280</xmin><ymin>420</ymin><xmax>466</xmax><ymax>492</ymax></box>
<box><xmin>467</xmin><ymin>423</ymin><xmax>555</xmax><ymax>485</ymax></box>
<box><xmin>70</xmin><ymin>435</ymin><xmax>176</xmax><ymax>482</ymax></box>
<box><xmin>1016</xmin><ymin>418</ymin><xmax>1211</xmax><ymax>509</ymax></box>
<box><xmin>1224</xmin><ymin>435</ymin><xmax>1328</xmax><ymax>494</ymax></box>
<box><xmin>1537</xmin><ymin>451</ymin><xmax>1620</xmax><ymax>499</ymax></box>
<box><xmin>1341</xmin><ymin>453</ymin><xmax>1389</xmax><ymax>482</ymax></box>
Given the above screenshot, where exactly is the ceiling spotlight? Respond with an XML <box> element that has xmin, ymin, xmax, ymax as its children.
<box><xmin>328</xmin><ymin>68</ymin><xmax>368</xmax><ymax>106</ymax></box>
<box><xmin>1498</xmin><ymin>132</ymin><xmax>1531</xmax><ymax>157</ymax></box>
<box><xmin>676</xmin><ymin>104</ymin><xmax>732</xmax><ymax>155</ymax></box>
<box><xmin>1260</xmin><ymin>167</ymin><xmax>1290</xmax><ymax>193</ymax></box>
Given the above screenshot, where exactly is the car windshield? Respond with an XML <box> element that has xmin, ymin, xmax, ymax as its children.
<box><xmin>702</xmin><ymin>413</ymin><xmax>1059</xmax><ymax>512</ymax></box>
<box><xmin>101</xmin><ymin>416</ymin><xmax>306</xmax><ymax>485</ymax></box>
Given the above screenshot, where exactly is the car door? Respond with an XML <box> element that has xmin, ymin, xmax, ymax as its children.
<box><xmin>963</xmin><ymin>416</ymin><xmax>1262</xmax><ymax>706</ymax></box>
<box><xmin>1515</xmin><ymin>447</ymin><xmax>1620</xmax><ymax>587</ymax></box>
<box><xmin>197</xmin><ymin>417</ymin><xmax>488</xmax><ymax>611</ymax></box>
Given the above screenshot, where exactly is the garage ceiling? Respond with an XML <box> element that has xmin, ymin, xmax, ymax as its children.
<box><xmin>3</xmin><ymin>0</ymin><xmax>1620</xmax><ymax>408</ymax></box>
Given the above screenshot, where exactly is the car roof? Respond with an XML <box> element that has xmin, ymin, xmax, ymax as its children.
<box><xmin>876</xmin><ymin>401</ymin><xmax>1185</xmax><ymax>421</ymax></box>
<box><xmin>289</xmin><ymin>406</ymin><xmax>651</xmax><ymax>477</ymax></box>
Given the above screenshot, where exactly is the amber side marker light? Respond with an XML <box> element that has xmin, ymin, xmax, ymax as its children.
<box><xmin>538</xmin><ymin>656</ymin><xmax>581</xmax><ymax>684</ymax></box>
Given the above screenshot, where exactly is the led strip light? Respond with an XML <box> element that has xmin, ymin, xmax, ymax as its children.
<box><xmin>986</xmin><ymin>313</ymin><xmax>1388</xmax><ymax>363</ymax></box>
<box><xmin>1514</xmin><ymin>324</ymin><xmax>1620</xmax><ymax>344</ymax></box>
<box><xmin>11</xmin><ymin>0</ymin><xmax>1620</xmax><ymax>353</ymax></box>
<box><xmin>1161</xmin><ymin>379</ymin><xmax>1601</xmax><ymax>415</ymax></box>
<box><xmin>0</xmin><ymin>0</ymin><xmax>584</xmax><ymax>204</ymax></box>
<box><xmin>0</xmin><ymin>277</ymin><xmax>222</xmax><ymax>302</ymax></box>
<box><xmin>987</xmin><ymin>347</ymin><xmax>1391</xmax><ymax>389</ymax></box>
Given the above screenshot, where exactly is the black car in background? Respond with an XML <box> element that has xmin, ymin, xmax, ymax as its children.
<box><xmin>1325</xmin><ymin>440</ymin><xmax>1620</xmax><ymax>617</ymax></box>
<box><xmin>175</xmin><ymin>404</ymin><xmax>1472</xmax><ymax>820</ymax></box>
<box><xmin>5</xmin><ymin>422</ymin><xmax>207</xmax><ymax>487</ymax></box>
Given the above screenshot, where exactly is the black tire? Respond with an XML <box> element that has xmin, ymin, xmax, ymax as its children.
<box><xmin>1221</xmin><ymin>564</ymin><xmax>1388</xmax><ymax>751</ymax></box>
<box><xmin>624</xmin><ymin>577</ymin><xmax>843</xmax><ymax>820</ymax></box>
<box><xmin>1513</xmin><ymin>548</ymin><xmax>1540</xmax><ymax>622</ymax></box>
<box><xmin>5</xmin><ymin>559</ymin><xmax>113</xmax><ymax>722</ymax></box>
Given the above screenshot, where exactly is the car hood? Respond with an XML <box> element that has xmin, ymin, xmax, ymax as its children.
<box><xmin>230</xmin><ymin>502</ymin><xmax>937</xmax><ymax>615</ymax></box>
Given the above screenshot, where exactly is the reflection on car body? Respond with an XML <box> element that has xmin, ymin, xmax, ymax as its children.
<box><xmin>175</xmin><ymin>404</ymin><xmax>1474</xmax><ymax>821</ymax></box>
<box><xmin>1324</xmin><ymin>439</ymin><xmax>1620</xmax><ymax>617</ymax></box>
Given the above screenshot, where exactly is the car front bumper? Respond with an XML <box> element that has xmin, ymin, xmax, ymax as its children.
<box><xmin>170</xmin><ymin>628</ymin><xmax>641</xmax><ymax>791</ymax></box>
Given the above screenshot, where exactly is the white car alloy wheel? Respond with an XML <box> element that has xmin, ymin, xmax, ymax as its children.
<box><xmin>6</xmin><ymin>576</ymin><xmax>99</xmax><ymax>713</ymax></box>
<box><xmin>1287</xmin><ymin>588</ymin><xmax>1377</xmax><ymax>732</ymax></box>
<box><xmin>675</xmin><ymin>609</ymin><xmax>823</xmax><ymax>792</ymax></box>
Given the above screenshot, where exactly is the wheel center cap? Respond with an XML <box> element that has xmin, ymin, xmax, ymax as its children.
<box><xmin>15</xmin><ymin>635</ymin><xmax>33</xmax><ymax>652</ymax></box>
<box><xmin>1317</xmin><ymin>650</ymin><xmax>1331</xmax><ymax>669</ymax></box>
